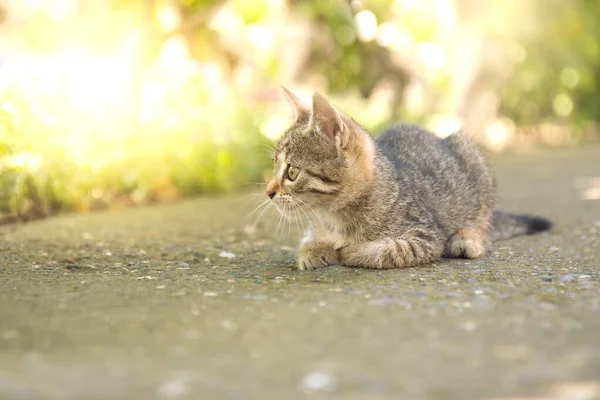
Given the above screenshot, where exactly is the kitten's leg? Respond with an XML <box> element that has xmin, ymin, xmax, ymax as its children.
<box><xmin>339</xmin><ymin>234</ymin><xmax>443</xmax><ymax>269</ymax></box>
<box><xmin>445</xmin><ymin>189</ymin><xmax>494</xmax><ymax>259</ymax></box>
<box><xmin>445</xmin><ymin>228</ymin><xmax>487</xmax><ymax>259</ymax></box>
<box><xmin>298</xmin><ymin>242</ymin><xmax>339</xmax><ymax>270</ymax></box>
<box><xmin>445</xmin><ymin>191</ymin><xmax>494</xmax><ymax>259</ymax></box>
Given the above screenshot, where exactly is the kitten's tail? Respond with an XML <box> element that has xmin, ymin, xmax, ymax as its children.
<box><xmin>490</xmin><ymin>210</ymin><xmax>552</xmax><ymax>241</ymax></box>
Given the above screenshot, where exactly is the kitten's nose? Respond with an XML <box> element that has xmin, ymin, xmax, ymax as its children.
<box><xmin>266</xmin><ymin>179</ymin><xmax>278</xmax><ymax>199</ymax></box>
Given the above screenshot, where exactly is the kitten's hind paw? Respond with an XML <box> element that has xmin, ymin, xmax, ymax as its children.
<box><xmin>298</xmin><ymin>242</ymin><xmax>339</xmax><ymax>271</ymax></box>
<box><xmin>445</xmin><ymin>229</ymin><xmax>486</xmax><ymax>259</ymax></box>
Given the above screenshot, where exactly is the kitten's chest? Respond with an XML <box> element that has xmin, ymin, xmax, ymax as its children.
<box><xmin>316</xmin><ymin>213</ymin><xmax>357</xmax><ymax>249</ymax></box>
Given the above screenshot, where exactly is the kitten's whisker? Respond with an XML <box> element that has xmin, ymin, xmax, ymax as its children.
<box><xmin>297</xmin><ymin>198</ymin><xmax>327</xmax><ymax>236</ymax></box>
<box><xmin>291</xmin><ymin>206</ymin><xmax>299</xmax><ymax>238</ymax></box>
<box><xmin>261</xmin><ymin>143</ymin><xmax>275</xmax><ymax>152</ymax></box>
<box><xmin>260</xmin><ymin>144</ymin><xmax>276</xmax><ymax>159</ymax></box>
<box><xmin>295</xmin><ymin>199</ymin><xmax>321</xmax><ymax>242</ymax></box>
<box><xmin>287</xmin><ymin>204</ymin><xmax>292</xmax><ymax>235</ymax></box>
<box><xmin>240</xmin><ymin>191</ymin><xmax>265</xmax><ymax>200</ymax></box>
<box><xmin>297</xmin><ymin>209</ymin><xmax>307</xmax><ymax>239</ymax></box>
<box><xmin>244</xmin><ymin>198</ymin><xmax>270</xmax><ymax>222</ymax></box>
<box><xmin>244</xmin><ymin>182</ymin><xmax>268</xmax><ymax>186</ymax></box>
<box><xmin>253</xmin><ymin>200</ymin><xmax>273</xmax><ymax>228</ymax></box>
<box><xmin>280</xmin><ymin>203</ymin><xmax>290</xmax><ymax>235</ymax></box>
<box><xmin>239</xmin><ymin>193</ymin><xmax>267</xmax><ymax>210</ymax></box>
<box><xmin>274</xmin><ymin>203</ymin><xmax>285</xmax><ymax>237</ymax></box>
<box><xmin>291</xmin><ymin>200</ymin><xmax>304</xmax><ymax>240</ymax></box>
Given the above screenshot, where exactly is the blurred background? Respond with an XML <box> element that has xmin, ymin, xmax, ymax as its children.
<box><xmin>0</xmin><ymin>0</ymin><xmax>599</xmax><ymax>223</ymax></box>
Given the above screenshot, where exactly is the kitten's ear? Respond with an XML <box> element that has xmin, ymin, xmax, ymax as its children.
<box><xmin>310</xmin><ymin>92</ymin><xmax>348</xmax><ymax>147</ymax></box>
<box><xmin>281</xmin><ymin>86</ymin><xmax>310</xmax><ymax>122</ymax></box>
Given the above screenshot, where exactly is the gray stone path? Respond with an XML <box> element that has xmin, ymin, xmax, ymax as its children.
<box><xmin>1</xmin><ymin>147</ymin><xmax>599</xmax><ymax>400</ymax></box>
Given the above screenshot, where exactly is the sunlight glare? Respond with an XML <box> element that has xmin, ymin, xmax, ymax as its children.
<box><xmin>355</xmin><ymin>10</ymin><xmax>378</xmax><ymax>42</ymax></box>
<box><xmin>159</xmin><ymin>36</ymin><xmax>193</xmax><ymax>74</ymax></box>
<box><xmin>156</xmin><ymin>4</ymin><xmax>181</xmax><ymax>32</ymax></box>
<box><xmin>59</xmin><ymin>50</ymin><xmax>133</xmax><ymax>112</ymax></box>
<box><xmin>431</xmin><ymin>115</ymin><xmax>462</xmax><ymax>139</ymax></box>
<box><xmin>260</xmin><ymin>114</ymin><xmax>289</xmax><ymax>140</ymax></box>
<box><xmin>417</xmin><ymin>43</ymin><xmax>446</xmax><ymax>70</ymax></box>
<box><xmin>484</xmin><ymin>118</ymin><xmax>515</xmax><ymax>152</ymax></box>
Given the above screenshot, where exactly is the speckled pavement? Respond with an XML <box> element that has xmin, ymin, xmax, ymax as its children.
<box><xmin>1</xmin><ymin>147</ymin><xmax>599</xmax><ymax>400</ymax></box>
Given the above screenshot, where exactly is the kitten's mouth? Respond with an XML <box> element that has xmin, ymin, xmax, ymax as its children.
<box><xmin>266</xmin><ymin>193</ymin><xmax>322</xmax><ymax>235</ymax></box>
<box><xmin>268</xmin><ymin>202</ymin><xmax>296</xmax><ymax>221</ymax></box>
<box><xmin>273</xmin><ymin>194</ymin><xmax>292</xmax><ymax>204</ymax></box>
<box><xmin>272</xmin><ymin>196</ymin><xmax>304</xmax><ymax>221</ymax></box>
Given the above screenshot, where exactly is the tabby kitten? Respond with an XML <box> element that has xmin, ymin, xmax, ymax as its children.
<box><xmin>266</xmin><ymin>87</ymin><xmax>552</xmax><ymax>270</ymax></box>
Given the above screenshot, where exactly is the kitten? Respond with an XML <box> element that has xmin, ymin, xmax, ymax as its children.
<box><xmin>266</xmin><ymin>87</ymin><xmax>552</xmax><ymax>270</ymax></box>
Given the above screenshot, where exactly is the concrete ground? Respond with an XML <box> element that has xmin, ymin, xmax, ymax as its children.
<box><xmin>1</xmin><ymin>147</ymin><xmax>599</xmax><ymax>400</ymax></box>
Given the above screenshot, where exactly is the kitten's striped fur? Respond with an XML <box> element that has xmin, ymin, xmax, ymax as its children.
<box><xmin>266</xmin><ymin>88</ymin><xmax>552</xmax><ymax>270</ymax></box>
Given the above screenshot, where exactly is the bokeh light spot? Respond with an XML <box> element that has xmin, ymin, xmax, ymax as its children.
<box><xmin>560</xmin><ymin>68</ymin><xmax>580</xmax><ymax>89</ymax></box>
<box><xmin>553</xmin><ymin>93</ymin><xmax>574</xmax><ymax>117</ymax></box>
<box><xmin>354</xmin><ymin>10</ymin><xmax>378</xmax><ymax>42</ymax></box>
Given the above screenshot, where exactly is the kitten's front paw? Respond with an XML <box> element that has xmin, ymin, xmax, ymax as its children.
<box><xmin>298</xmin><ymin>242</ymin><xmax>339</xmax><ymax>271</ymax></box>
<box><xmin>339</xmin><ymin>243</ymin><xmax>373</xmax><ymax>268</ymax></box>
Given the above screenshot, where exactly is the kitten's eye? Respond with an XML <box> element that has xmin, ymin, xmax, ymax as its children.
<box><xmin>287</xmin><ymin>166</ymin><xmax>300</xmax><ymax>181</ymax></box>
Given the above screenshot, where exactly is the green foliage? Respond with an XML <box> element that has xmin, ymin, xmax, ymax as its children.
<box><xmin>0</xmin><ymin>0</ymin><xmax>599</xmax><ymax>221</ymax></box>
<box><xmin>500</xmin><ymin>0</ymin><xmax>600</xmax><ymax>124</ymax></box>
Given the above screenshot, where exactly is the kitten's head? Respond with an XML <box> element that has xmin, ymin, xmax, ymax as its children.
<box><xmin>265</xmin><ymin>87</ymin><xmax>375</xmax><ymax>212</ymax></box>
